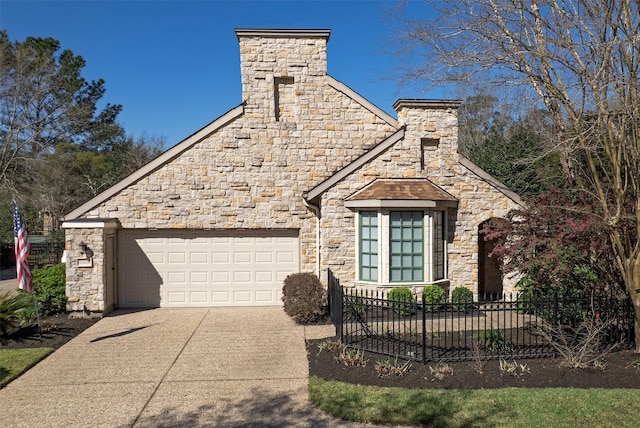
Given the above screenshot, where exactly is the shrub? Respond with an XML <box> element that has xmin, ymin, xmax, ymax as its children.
<box><xmin>477</xmin><ymin>328</ymin><xmax>514</xmax><ymax>353</ymax></box>
<box><xmin>422</xmin><ymin>285</ymin><xmax>446</xmax><ymax>311</ymax></box>
<box><xmin>32</xmin><ymin>263</ymin><xmax>67</xmax><ymax>316</ymax></box>
<box><xmin>388</xmin><ymin>287</ymin><xmax>415</xmax><ymax>316</ymax></box>
<box><xmin>0</xmin><ymin>292</ymin><xmax>33</xmax><ymax>336</ymax></box>
<box><xmin>451</xmin><ymin>287</ymin><xmax>474</xmax><ymax>312</ymax></box>
<box><xmin>282</xmin><ymin>272</ymin><xmax>328</xmax><ymax>324</ymax></box>
<box><xmin>517</xmin><ymin>286</ymin><xmax>589</xmax><ymax>326</ymax></box>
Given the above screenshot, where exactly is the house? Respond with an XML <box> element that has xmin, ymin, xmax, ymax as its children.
<box><xmin>62</xmin><ymin>29</ymin><xmax>523</xmax><ymax>317</ymax></box>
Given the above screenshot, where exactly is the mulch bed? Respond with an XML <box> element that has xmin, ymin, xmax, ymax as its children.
<box><xmin>0</xmin><ymin>314</ymin><xmax>98</xmax><ymax>350</ymax></box>
<box><xmin>307</xmin><ymin>337</ymin><xmax>640</xmax><ymax>389</ymax></box>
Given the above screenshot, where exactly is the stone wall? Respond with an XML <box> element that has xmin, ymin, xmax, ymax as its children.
<box><xmin>64</xmin><ymin>228</ymin><xmax>106</xmax><ymax>315</ymax></box>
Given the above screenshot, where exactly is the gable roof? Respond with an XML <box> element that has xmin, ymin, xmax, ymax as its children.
<box><xmin>64</xmin><ymin>104</ymin><xmax>245</xmax><ymax>220</ymax></box>
<box><xmin>345</xmin><ymin>178</ymin><xmax>458</xmax><ymax>209</ymax></box>
<box><xmin>304</xmin><ymin>132</ymin><xmax>525</xmax><ymax>208</ymax></box>
<box><xmin>347</xmin><ymin>178</ymin><xmax>457</xmax><ymax>202</ymax></box>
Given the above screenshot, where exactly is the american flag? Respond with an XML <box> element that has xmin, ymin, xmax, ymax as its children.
<box><xmin>13</xmin><ymin>201</ymin><xmax>32</xmax><ymax>292</ymax></box>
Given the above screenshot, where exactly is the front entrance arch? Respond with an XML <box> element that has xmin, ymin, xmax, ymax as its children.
<box><xmin>478</xmin><ymin>219</ymin><xmax>505</xmax><ymax>297</ymax></box>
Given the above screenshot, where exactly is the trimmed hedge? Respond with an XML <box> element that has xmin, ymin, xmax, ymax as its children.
<box><xmin>451</xmin><ymin>287</ymin><xmax>474</xmax><ymax>312</ymax></box>
<box><xmin>422</xmin><ymin>285</ymin><xmax>447</xmax><ymax>310</ymax></box>
<box><xmin>388</xmin><ymin>287</ymin><xmax>415</xmax><ymax>316</ymax></box>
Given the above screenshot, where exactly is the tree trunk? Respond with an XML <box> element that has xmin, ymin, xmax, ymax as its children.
<box><xmin>623</xmin><ymin>254</ymin><xmax>640</xmax><ymax>353</ymax></box>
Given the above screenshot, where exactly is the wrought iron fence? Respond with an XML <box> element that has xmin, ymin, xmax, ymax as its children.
<box><xmin>28</xmin><ymin>241</ymin><xmax>64</xmax><ymax>267</ymax></box>
<box><xmin>327</xmin><ymin>272</ymin><xmax>635</xmax><ymax>363</ymax></box>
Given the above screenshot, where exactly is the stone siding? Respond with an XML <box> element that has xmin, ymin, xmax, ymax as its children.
<box><xmin>64</xmin><ymin>228</ymin><xmax>107</xmax><ymax>314</ymax></box>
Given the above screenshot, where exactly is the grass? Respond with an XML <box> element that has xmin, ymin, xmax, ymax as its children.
<box><xmin>309</xmin><ymin>376</ymin><xmax>640</xmax><ymax>427</ymax></box>
<box><xmin>0</xmin><ymin>348</ymin><xmax>53</xmax><ymax>387</ymax></box>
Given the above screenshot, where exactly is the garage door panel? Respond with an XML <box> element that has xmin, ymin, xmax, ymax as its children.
<box><xmin>118</xmin><ymin>230</ymin><xmax>299</xmax><ymax>308</ymax></box>
<box><xmin>190</xmin><ymin>272</ymin><xmax>208</xmax><ymax>283</ymax></box>
<box><xmin>212</xmin><ymin>272</ymin><xmax>230</xmax><ymax>282</ymax></box>
<box><xmin>190</xmin><ymin>252</ymin><xmax>208</xmax><ymax>263</ymax></box>
<box><xmin>255</xmin><ymin>271</ymin><xmax>273</xmax><ymax>282</ymax></box>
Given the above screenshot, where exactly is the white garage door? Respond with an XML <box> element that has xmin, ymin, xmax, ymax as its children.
<box><xmin>117</xmin><ymin>230</ymin><xmax>299</xmax><ymax>308</ymax></box>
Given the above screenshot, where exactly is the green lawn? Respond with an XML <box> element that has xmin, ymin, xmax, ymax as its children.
<box><xmin>0</xmin><ymin>348</ymin><xmax>53</xmax><ymax>387</ymax></box>
<box><xmin>309</xmin><ymin>376</ymin><xmax>640</xmax><ymax>427</ymax></box>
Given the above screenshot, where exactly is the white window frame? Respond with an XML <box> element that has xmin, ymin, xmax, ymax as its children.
<box><xmin>355</xmin><ymin>210</ymin><xmax>448</xmax><ymax>285</ymax></box>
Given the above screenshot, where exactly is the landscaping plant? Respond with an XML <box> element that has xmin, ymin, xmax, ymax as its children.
<box><xmin>32</xmin><ymin>263</ymin><xmax>67</xmax><ymax>316</ymax></box>
<box><xmin>477</xmin><ymin>328</ymin><xmax>514</xmax><ymax>353</ymax></box>
<box><xmin>422</xmin><ymin>285</ymin><xmax>446</xmax><ymax>311</ymax></box>
<box><xmin>0</xmin><ymin>291</ymin><xmax>33</xmax><ymax>336</ymax></box>
<box><xmin>451</xmin><ymin>287</ymin><xmax>474</xmax><ymax>312</ymax></box>
<box><xmin>281</xmin><ymin>272</ymin><xmax>328</xmax><ymax>324</ymax></box>
<box><xmin>388</xmin><ymin>287</ymin><xmax>415</xmax><ymax>316</ymax></box>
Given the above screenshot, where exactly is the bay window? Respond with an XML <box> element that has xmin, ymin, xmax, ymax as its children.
<box><xmin>357</xmin><ymin>210</ymin><xmax>447</xmax><ymax>284</ymax></box>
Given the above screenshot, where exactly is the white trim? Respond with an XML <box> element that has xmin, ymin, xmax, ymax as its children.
<box><xmin>327</xmin><ymin>76</ymin><xmax>399</xmax><ymax>127</ymax></box>
<box><xmin>63</xmin><ymin>104</ymin><xmax>245</xmax><ymax>220</ymax></box>
<box><xmin>62</xmin><ymin>220</ymin><xmax>120</xmax><ymax>229</ymax></box>
<box><xmin>345</xmin><ymin>199</ymin><xmax>459</xmax><ymax>209</ymax></box>
<box><xmin>347</xmin><ymin>200</ymin><xmax>437</xmax><ymax>208</ymax></box>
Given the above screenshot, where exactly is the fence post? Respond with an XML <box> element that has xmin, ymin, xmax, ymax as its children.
<box><xmin>421</xmin><ymin>295</ymin><xmax>426</xmax><ymax>364</ymax></box>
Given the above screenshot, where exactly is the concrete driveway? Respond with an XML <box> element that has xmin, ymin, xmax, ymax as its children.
<box><xmin>0</xmin><ymin>307</ymin><xmax>358</xmax><ymax>427</ymax></box>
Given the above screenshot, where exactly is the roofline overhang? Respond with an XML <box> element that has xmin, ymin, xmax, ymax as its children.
<box><xmin>345</xmin><ymin>199</ymin><xmax>458</xmax><ymax>209</ymax></box>
<box><xmin>62</xmin><ymin>218</ymin><xmax>121</xmax><ymax>229</ymax></box>
<box><xmin>234</xmin><ymin>28</ymin><xmax>331</xmax><ymax>40</ymax></box>
<box><xmin>63</xmin><ymin>104</ymin><xmax>245</xmax><ymax>220</ymax></box>
<box><xmin>303</xmin><ymin>128</ymin><xmax>406</xmax><ymax>201</ymax></box>
<box><xmin>393</xmin><ymin>99</ymin><xmax>462</xmax><ymax>111</ymax></box>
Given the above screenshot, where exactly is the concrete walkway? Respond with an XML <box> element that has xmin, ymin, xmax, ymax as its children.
<box><xmin>0</xmin><ymin>307</ymin><xmax>360</xmax><ymax>427</ymax></box>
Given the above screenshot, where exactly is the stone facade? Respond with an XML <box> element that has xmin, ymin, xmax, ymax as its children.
<box><xmin>317</xmin><ymin>101</ymin><xmax>521</xmax><ymax>295</ymax></box>
<box><xmin>63</xmin><ymin>29</ymin><xmax>522</xmax><ymax>316</ymax></box>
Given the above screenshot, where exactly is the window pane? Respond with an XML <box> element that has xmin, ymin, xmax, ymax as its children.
<box><xmin>389</xmin><ymin>211</ymin><xmax>424</xmax><ymax>282</ymax></box>
<box><xmin>360</xmin><ymin>211</ymin><xmax>378</xmax><ymax>282</ymax></box>
<box><xmin>391</xmin><ymin>227</ymin><xmax>402</xmax><ymax>240</ymax></box>
<box><xmin>433</xmin><ymin>211</ymin><xmax>446</xmax><ymax>281</ymax></box>
<box><xmin>391</xmin><ymin>254</ymin><xmax>402</xmax><ymax>266</ymax></box>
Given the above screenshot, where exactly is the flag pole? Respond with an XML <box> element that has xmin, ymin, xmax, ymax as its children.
<box><xmin>32</xmin><ymin>284</ymin><xmax>41</xmax><ymax>339</ymax></box>
<box><xmin>13</xmin><ymin>200</ymin><xmax>39</xmax><ymax>337</ymax></box>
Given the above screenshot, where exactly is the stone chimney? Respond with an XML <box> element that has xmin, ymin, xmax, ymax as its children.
<box><xmin>234</xmin><ymin>29</ymin><xmax>331</xmax><ymax>120</ymax></box>
<box><xmin>393</xmin><ymin>99</ymin><xmax>462</xmax><ymax>162</ymax></box>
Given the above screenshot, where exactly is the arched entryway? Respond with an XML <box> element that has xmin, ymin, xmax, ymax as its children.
<box><xmin>478</xmin><ymin>218</ymin><xmax>506</xmax><ymax>298</ymax></box>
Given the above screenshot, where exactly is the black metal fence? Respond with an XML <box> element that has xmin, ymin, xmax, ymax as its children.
<box><xmin>327</xmin><ymin>271</ymin><xmax>635</xmax><ymax>363</ymax></box>
<box><xmin>29</xmin><ymin>242</ymin><xmax>64</xmax><ymax>267</ymax></box>
<box><xmin>0</xmin><ymin>241</ymin><xmax>64</xmax><ymax>269</ymax></box>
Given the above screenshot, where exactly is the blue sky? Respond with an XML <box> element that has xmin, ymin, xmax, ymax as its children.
<box><xmin>0</xmin><ymin>0</ymin><xmax>446</xmax><ymax>148</ymax></box>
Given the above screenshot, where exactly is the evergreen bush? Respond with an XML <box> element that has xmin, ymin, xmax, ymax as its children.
<box><xmin>388</xmin><ymin>287</ymin><xmax>415</xmax><ymax>316</ymax></box>
<box><xmin>32</xmin><ymin>263</ymin><xmax>67</xmax><ymax>315</ymax></box>
<box><xmin>451</xmin><ymin>287</ymin><xmax>474</xmax><ymax>312</ymax></box>
<box><xmin>422</xmin><ymin>285</ymin><xmax>446</xmax><ymax>311</ymax></box>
